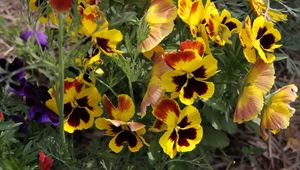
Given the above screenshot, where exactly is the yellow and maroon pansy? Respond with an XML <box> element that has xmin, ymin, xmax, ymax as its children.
<box><xmin>139</xmin><ymin>0</ymin><xmax>177</xmax><ymax>52</ymax></box>
<box><xmin>80</xmin><ymin>5</ymin><xmax>108</xmax><ymax>37</ymax></box>
<box><xmin>153</xmin><ymin>99</ymin><xmax>203</xmax><ymax>159</ymax></box>
<box><xmin>250</xmin><ymin>0</ymin><xmax>287</xmax><ymax>22</ymax></box>
<box><xmin>234</xmin><ymin>59</ymin><xmax>275</xmax><ymax>123</ymax></box>
<box><xmin>260</xmin><ymin>84</ymin><xmax>298</xmax><ymax>139</ymax></box>
<box><xmin>29</xmin><ymin>0</ymin><xmax>58</xmax><ymax>24</ymax></box>
<box><xmin>92</xmin><ymin>29</ymin><xmax>123</xmax><ymax>56</ymax></box>
<box><xmin>46</xmin><ymin>78</ymin><xmax>102</xmax><ymax>133</ymax></box>
<box><xmin>239</xmin><ymin>16</ymin><xmax>282</xmax><ymax>63</ymax></box>
<box><xmin>161</xmin><ymin>39</ymin><xmax>218</xmax><ymax>105</ymax></box>
<box><xmin>95</xmin><ymin>94</ymin><xmax>147</xmax><ymax>153</ymax></box>
<box><xmin>213</xmin><ymin>9</ymin><xmax>242</xmax><ymax>45</ymax></box>
<box><xmin>177</xmin><ymin>0</ymin><xmax>213</xmax><ymax>37</ymax></box>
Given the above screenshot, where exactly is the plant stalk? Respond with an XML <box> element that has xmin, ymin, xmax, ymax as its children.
<box><xmin>57</xmin><ymin>13</ymin><xmax>66</xmax><ymax>144</ymax></box>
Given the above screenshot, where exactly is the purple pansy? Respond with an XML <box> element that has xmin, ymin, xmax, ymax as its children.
<box><xmin>0</xmin><ymin>57</ymin><xmax>59</xmax><ymax>126</ymax></box>
<box><xmin>20</xmin><ymin>30</ymin><xmax>48</xmax><ymax>49</ymax></box>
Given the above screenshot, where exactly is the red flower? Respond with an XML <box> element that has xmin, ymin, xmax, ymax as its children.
<box><xmin>50</xmin><ymin>0</ymin><xmax>73</xmax><ymax>12</ymax></box>
<box><xmin>39</xmin><ymin>152</ymin><xmax>53</xmax><ymax>170</ymax></box>
<box><xmin>0</xmin><ymin>112</ymin><xmax>3</xmax><ymax>121</ymax></box>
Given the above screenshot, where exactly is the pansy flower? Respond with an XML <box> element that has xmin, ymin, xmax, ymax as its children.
<box><xmin>20</xmin><ymin>30</ymin><xmax>48</xmax><ymax>49</ymax></box>
<box><xmin>91</xmin><ymin>29</ymin><xmax>123</xmax><ymax>56</ymax></box>
<box><xmin>250</xmin><ymin>0</ymin><xmax>287</xmax><ymax>22</ymax></box>
<box><xmin>46</xmin><ymin>78</ymin><xmax>102</xmax><ymax>133</ymax></box>
<box><xmin>211</xmin><ymin>9</ymin><xmax>242</xmax><ymax>46</ymax></box>
<box><xmin>50</xmin><ymin>0</ymin><xmax>73</xmax><ymax>12</ymax></box>
<box><xmin>95</xmin><ymin>94</ymin><xmax>147</xmax><ymax>153</ymax></box>
<box><xmin>234</xmin><ymin>59</ymin><xmax>275</xmax><ymax>123</ymax></box>
<box><xmin>239</xmin><ymin>16</ymin><xmax>282</xmax><ymax>63</ymax></box>
<box><xmin>177</xmin><ymin>0</ymin><xmax>213</xmax><ymax>37</ymax></box>
<box><xmin>29</xmin><ymin>0</ymin><xmax>58</xmax><ymax>24</ymax></box>
<box><xmin>139</xmin><ymin>0</ymin><xmax>177</xmax><ymax>53</ymax></box>
<box><xmin>161</xmin><ymin>38</ymin><xmax>218</xmax><ymax>105</ymax></box>
<box><xmin>153</xmin><ymin>98</ymin><xmax>203</xmax><ymax>159</ymax></box>
<box><xmin>260</xmin><ymin>84</ymin><xmax>298</xmax><ymax>139</ymax></box>
<box><xmin>80</xmin><ymin>5</ymin><xmax>108</xmax><ymax>37</ymax></box>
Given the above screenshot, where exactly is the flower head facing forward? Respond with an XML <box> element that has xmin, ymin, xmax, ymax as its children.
<box><xmin>139</xmin><ymin>0</ymin><xmax>177</xmax><ymax>52</ymax></box>
<box><xmin>153</xmin><ymin>99</ymin><xmax>203</xmax><ymax>159</ymax></box>
<box><xmin>250</xmin><ymin>0</ymin><xmax>287</xmax><ymax>22</ymax></box>
<box><xmin>95</xmin><ymin>94</ymin><xmax>147</xmax><ymax>153</ymax></box>
<box><xmin>239</xmin><ymin>16</ymin><xmax>282</xmax><ymax>63</ymax></box>
<box><xmin>234</xmin><ymin>59</ymin><xmax>275</xmax><ymax>123</ymax></box>
<box><xmin>260</xmin><ymin>84</ymin><xmax>298</xmax><ymax>139</ymax></box>
<box><xmin>46</xmin><ymin>78</ymin><xmax>102</xmax><ymax>133</ymax></box>
<box><xmin>161</xmin><ymin>38</ymin><xmax>218</xmax><ymax>105</ymax></box>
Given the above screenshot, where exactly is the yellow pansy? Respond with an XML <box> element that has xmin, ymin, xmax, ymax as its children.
<box><xmin>46</xmin><ymin>77</ymin><xmax>102</xmax><ymax>133</ymax></box>
<box><xmin>161</xmin><ymin>38</ymin><xmax>218</xmax><ymax>105</ymax></box>
<box><xmin>239</xmin><ymin>16</ymin><xmax>282</xmax><ymax>63</ymax></box>
<box><xmin>153</xmin><ymin>99</ymin><xmax>203</xmax><ymax>159</ymax></box>
<box><xmin>95</xmin><ymin>94</ymin><xmax>147</xmax><ymax>153</ymax></box>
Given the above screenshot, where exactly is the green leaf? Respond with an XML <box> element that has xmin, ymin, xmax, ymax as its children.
<box><xmin>201</xmin><ymin>126</ymin><xmax>230</xmax><ymax>149</ymax></box>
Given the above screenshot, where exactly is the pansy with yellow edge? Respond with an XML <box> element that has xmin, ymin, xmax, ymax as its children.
<box><xmin>250</xmin><ymin>0</ymin><xmax>287</xmax><ymax>22</ymax></box>
<box><xmin>92</xmin><ymin>29</ymin><xmax>123</xmax><ymax>56</ymax></box>
<box><xmin>260</xmin><ymin>84</ymin><xmax>298</xmax><ymax>140</ymax></box>
<box><xmin>46</xmin><ymin>77</ymin><xmax>102</xmax><ymax>133</ymax></box>
<box><xmin>153</xmin><ymin>98</ymin><xmax>203</xmax><ymax>159</ymax></box>
<box><xmin>29</xmin><ymin>0</ymin><xmax>58</xmax><ymax>24</ymax></box>
<box><xmin>212</xmin><ymin>9</ymin><xmax>242</xmax><ymax>46</ymax></box>
<box><xmin>161</xmin><ymin>38</ymin><xmax>218</xmax><ymax>105</ymax></box>
<box><xmin>177</xmin><ymin>0</ymin><xmax>213</xmax><ymax>37</ymax></box>
<box><xmin>239</xmin><ymin>16</ymin><xmax>282</xmax><ymax>63</ymax></box>
<box><xmin>234</xmin><ymin>59</ymin><xmax>275</xmax><ymax>123</ymax></box>
<box><xmin>80</xmin><ymin>5</ymin><xmax>108</xmax><ymax>37</ymax></box>
<box><xmin>95</xmin><ymin>94</ymin><xmax>147</xmax><ymax>153</ymax></box>
<box><xmin>139</xmin><ymin>0</ymin><xmax>177</xmax><ymax>53</ymax></box>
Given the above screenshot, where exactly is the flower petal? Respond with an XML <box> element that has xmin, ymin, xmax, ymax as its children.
<box><xmin>92</xmin><ymin>29</ymin><xmax>123</xmax><ymax>56</ymax></box>
<box><xmin>179</xmin><ymin>79</ymin><xmax>214</xmax><ymax>105</ymax></box>
<box><xmin>176</xmin><ymin>126</ymin><xmax>203</xmax><ymax>152</ymax></box>
<box><xmin>234</xmin><ymin>85</ymin><xmax>264</xmax><ymax>124</ymax></box>
<box><xmin>260</xmin><ymin>103</ymin><xmax>295</xmax><ymax>140</ymax></box>
<box><xmin>145</xmin><ymin>0</ymin><xmax>177</xmax><ymax>24</ymax></box>
<box><xmin>192</xmin><ymin>54</ymin><xmax>218</xmax><ymax>79</ymax></box>
<box><xmin>159</xmin><ymin>129</ymin><xmax>177</xmax><ymax>159</ymax></box>
<box><xmin>163</xmin><ymin>50</ymin><xmax>202</xmax><ymax>72</ymax></box>
<box><xmin>141</xmin><ymin>52</ymin><xmax>172</xmax><ymax>117</ymax></box>
<box><xmin>139</xmin><ymin>22</ymin><xmax>174</xmax><ymax>52</ymax></box>
<box><xmin>179</xmin><ymin>38</ymin><xmax>206</xmax><ymax>56</ymax></box>
<box><xmin>246</xmin><ymin>58</ymin><xmax>275</xmax><ymax>94</ymax></box>
<box><xmin>109</xmin><ymin>130</ymin><xmax>143</xmax><ymax>153</ymax></box>
<box><xmin>161</xmin><ymin>70</ymin><xmax>187</xmax><ymax>93</ymax></box>
<box><xmin>270</xmin><ymin>84</ymin><xmax>298</xmax><ymax>103</ymax></box>
<box><xmin>153</xmin><ymin>99</ymin><xmax>180</xmax><ymax>127</ymax></box>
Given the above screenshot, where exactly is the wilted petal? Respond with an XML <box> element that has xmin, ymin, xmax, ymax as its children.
<box><xmin>234</xmin><ymin>85</ymin><xmax>264</xmax><ymax>124</ymax></box>
<box><xmin>139</xmin><ymin>23</ymin><xmax>174</xmax><ymax>53</ymax></box>
<box><xmin>246</xmin><ymin>59</ymin><xmax>275</xmax><ymax>94</ymax></box>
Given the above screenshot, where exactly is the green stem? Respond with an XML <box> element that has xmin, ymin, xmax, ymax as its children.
<box><xmin>96</xmin><ymin>78</ymin><xmax>118</xmax><ymax>97</ymax></box>
<box><xmin>127</xmin><ymin>75</ymin><xmax>134</xmax><ymax>103</ymax></box>
<box><xmin>57</xmin><ymin>13</ymin><xmax>66</xmax><ymax>144</ymax></box>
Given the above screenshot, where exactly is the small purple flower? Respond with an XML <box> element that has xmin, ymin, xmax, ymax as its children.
<box><xmin>20</xmin><ymin>30</ymin><xmax>48</xmax><ymax>49</ymax></box>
